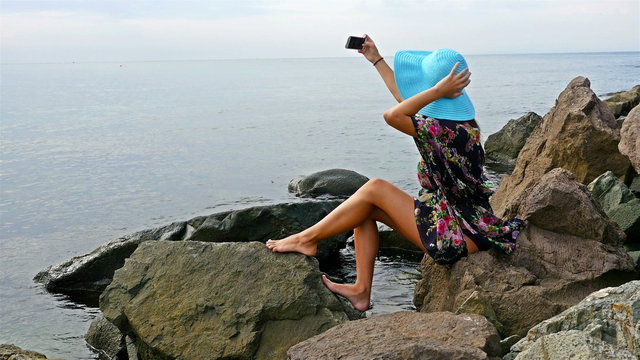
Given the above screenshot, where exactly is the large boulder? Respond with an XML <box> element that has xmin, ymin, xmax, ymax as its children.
<box><xmin>491</xmin><ymin>77</ymin><xmax>632</xmax><ymax>217</ymax></box>
<box><xmin>484</xmin><ymin>112</ymin><xmax>542</xmax><ymax>170</ymax></box>
<box><xmin>287</xmin><ymin>311</ymin><xmax>502</xmax><ymax>360</ymax></box>
<box><xmin>35</xmin><ymin>200</ymin><xmax>349</xmax><ymax>298</ymax></box>
<box><xmin>506</xmin><ymin>280</ymin><xmax>640</xmax><ymax>359</ymax></box>
<box><xmin>413</xmin><ymin>169</ymin><xmax>636</xmax><ymax>338</ymax></box>
<box><xmin>604</xmin><ymin>84</ymin><xmax>640</xmax><ymax>118</ymax></box>
<box><xmin>619</xmin><ymin>104</ymin><xmax>640</xmax><ymax>172</ymax></box>
<box><xmin>100</xmin><ymin>241</ymin><xmax>360</xmax><ymax>360</ymax></box>
<box><xmin>288</xmin><ymin>169</ymin><xmax>369</xmax><ymax>198</ymax></box>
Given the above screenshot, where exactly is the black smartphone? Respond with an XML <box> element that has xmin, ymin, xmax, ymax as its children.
<box><xmin>345</xmin><ymin>36</ymin><xmax>365</xmax><ymax>50</ymax></box>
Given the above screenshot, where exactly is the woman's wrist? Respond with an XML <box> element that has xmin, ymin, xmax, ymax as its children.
<box><xmin>372</xmin><ymin>57</ymin><xmax>384</xmax><ymax>66</ymax></box>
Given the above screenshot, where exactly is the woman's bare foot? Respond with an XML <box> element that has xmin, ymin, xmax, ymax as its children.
<box><xmin>321</xmin><ymin>274</ymin><xmax>371</xmax><ymax>311</ymax></box>
<box><xmin>265</xmin><ymin>234</ymin><xmax>318</xmax><ymax>257</ymax></box>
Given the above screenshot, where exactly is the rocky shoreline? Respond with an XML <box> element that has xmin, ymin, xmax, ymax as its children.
<box><xmin>23</xmin><ymin>79</ymin><xmax>640</xmax><ymax>359</ymax></box>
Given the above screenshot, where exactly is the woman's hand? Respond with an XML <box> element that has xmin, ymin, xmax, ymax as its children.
<box><xmin>434</xmin><ymin>62</ymin><xmax>471</xmax><ymax>98</ymax></box>
<box><xmin>359</xmin><ymin>34</ymin><xmax>382</xmax><ymax>63</ymax></box>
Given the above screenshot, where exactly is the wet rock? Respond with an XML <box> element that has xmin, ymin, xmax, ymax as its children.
<box><xmin>507</xmin><ymin>281</ymin><xmax>640</xmax><ymax>359</ymax></box>
<box><xmin>287</xmin><ymin>311</ymin><xmax>501</xmax><ymax>360</ymax></box>
<box><xmin>85</xmin><ymin>314</ymin><xmax>126</xmax><ymax>360</ymax></box>
<box><xmin>604</xmin><ymin>84</ymin><xmax>640</xmax><ymax>118</ymax></box>
<box><xmin>619</xmin><ymin>104</ymin><xmax>640</xmax><ymax>173</ymax></box>
<box><xmin>288</xmin><ymin>169</ymin><xmax>369</xmax><ymax>198</ymax></box>
<box><xmin>35</xmin><ymin>200</ymin><xmax>349</xmax><ymax>297</ymax></box>
<box><xmin>484</xmin><ymin>112</ymin><xmax>542</xmax><ymax>170</ymax></box>
<box><xmin>491</xmin><ymin>77</ymin><xmax>631</xmax><ymax>217</ymax></box>
<box><xmin>0</xmin><ymin>344</ymin><xmax>52</xmax><ymax>360</ymax></box>
<box><xmin>100</xmin><ymin>241</ymin><xmax>361</xmax><ymax>360</ymax></box>
<box><xmin>414</xmin><ymin>169</ymin><xmax>636</xmax><ymax>338</ymax></box>
<box><xmin>34</xmin><ymin>221</ymin><xmax>188</xmax><ymax>299</ymax></box>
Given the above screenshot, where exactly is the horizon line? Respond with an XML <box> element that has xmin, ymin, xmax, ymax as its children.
<box><xmin>2</xmin><ymin>50</ymin><xmax>639</xmax><ymax>66</ymax></box>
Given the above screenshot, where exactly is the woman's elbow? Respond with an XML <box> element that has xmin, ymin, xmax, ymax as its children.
<box><xmin>383</xmin><ymin>109</ymin><xmax>400</xmax><ymax>126</ymax></box>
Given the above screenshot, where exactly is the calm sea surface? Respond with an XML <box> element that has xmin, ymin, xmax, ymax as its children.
<box><xmin>1</xmin><ymin>52</ymin><xmax>638</xmax><ymax>358</ymax></box>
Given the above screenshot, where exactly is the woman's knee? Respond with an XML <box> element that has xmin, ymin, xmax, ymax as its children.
<box><xmin>363</xmin><ymin>178</ymin><xmax>391</xmax><ymax>191</ymax></box>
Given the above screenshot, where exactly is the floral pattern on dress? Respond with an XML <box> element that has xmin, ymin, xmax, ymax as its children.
<box><xmin>412</xmin><ymin>114</ymin><xmax>525</xmax><ymax>265</ymax></box>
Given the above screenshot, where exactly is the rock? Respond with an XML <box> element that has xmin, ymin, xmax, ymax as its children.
<box><xmin>630</xmin><ymin>174</ymin><xmax>640</xmax><ymax>197</ymax></box>
<box><xmin>507</xmin><ymin>281</ymin><xmax>640</xmax><ymax>359</ymax></box>
<box><xmin>378</xmin><ymin>224</ymin><xmax>422</xmax><ymax>252</ymax></box>
<box><xmin>288</xmin><ymin>169</ymin><xmax>369</xmax><ymax>198</ymax></box>
<box><xmin>588</xmin><ymin>171</ymin><xmax>640</xmax><ymax>242</ymax></box>
<box><xmin>455</xmin><ymin>291</ymin><xmax>505</xmax><ymax>336</ymax></box>
<box><xmin>0</xmin><ymin>344</ymin><xmax>49</xmax><ymax>360</ymax></box>
<box><xmin>588</xmin><ymin>171</ymin><xmax>635</xmax><ymax>214</ymax></box>
<box><xmin>491</xmin><ymin>77</ymin><xmax>631</xmax><ymax>217</ymax></box>
<box><xmin>287</xmin><ymin>311</ymin><xmax>502</xmax><ymax>360</ymax></box>
<box><xmin>85</xmin><ymin>314</ymin><xmax>126</xmax><ymax>360</ymax></box>
<box><xmin>604</xmin><ymin>84</ymin><xmax>640</xmax><ymax>118</ymax></box>
<box><xmin>502</xmin><ymin>168</ymin><xmax>625</xmax><ymax>244</ymax></box>
<box><xmin>484</xmin><ymin>112</ymin><xmax>542</xmax><ymax>169</ymax></box>
<box><xmin>609</xmin><ymin>199</ymin><xmax>640</xmax><ymax>242</ymax></box>
<box><xmin>100</xmin><ymin>241</ymin><xmax>360</xmax><ymax>360</ymax></box>
<box><xmin>511</xmin><ymin>330</ymin><xmax>637</xmax><ymax>360</ymax></box>
<box><xmin>499</xmin><ymin>335</ymin><xmax>521</xmax><ymax>357</ymax></box>
<box><xmin>413</xmin><ymin>168</ymin><xmax>636</xmax><ymax>338</ymax></box>
<box><xmin>619</xmin><ymin>104</ymin><xmax>640</xmax><ymax>172</ymax></box>
<box><xmin>35</xmin><ymin>200</ymin><xmax>349</xmax><ymax>298</ymax></box>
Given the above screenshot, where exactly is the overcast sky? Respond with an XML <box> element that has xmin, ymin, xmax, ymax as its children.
<box><xmin>1</xmin><ymin>0</ymin><xmax>639</xmax><ymax>63</ymax></box>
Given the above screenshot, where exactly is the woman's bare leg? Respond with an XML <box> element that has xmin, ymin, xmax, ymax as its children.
<box><xmin>321</xmin><ymin>218</ymin><xmax>379</xmax><ymax>311</ymax></box>
<box><xmin>265</xmin><ymin>178</ymin><xmax>426</xmax><ymax>255</ymax></box>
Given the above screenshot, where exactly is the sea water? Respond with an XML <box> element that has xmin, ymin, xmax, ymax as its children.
<box><xmin>1</xmin><ymin>52</ymin><xmax>638</xmax><ymax>359</ymax></box>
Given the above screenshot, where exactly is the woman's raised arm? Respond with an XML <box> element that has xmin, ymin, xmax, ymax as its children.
<box><xmin>360</xmin><ymin>35</ymin><xmax>403</xmax><ymax>103</ymax></box>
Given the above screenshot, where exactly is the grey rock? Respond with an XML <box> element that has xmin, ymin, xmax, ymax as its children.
<box><xmin>288</xmin><ymin>311</ymin><xmax>501</xmax><ymax>360</ymax></box>
<box><xmin>619</xmin><ymin>104</ymin><xmax>640</xmax><ymax>173</ymax></box>
<box><xmin>491</xmin><ymin>77</ymin><xmax>631</xmax><ymax>217</ymax></box>
<box><xmin>35</xmin><ymin>200</ymin><xmax>349</xmax><ymax>297</ymax></box>
<box><xmin>629</xmin><ymin>174</ymin><xmax>640</xmax><ymax>197</ymax></box>
<box><xmin>0</xmin><ymin>344</ymin><xmax>52</xmax><ymax>360</ymax></box>
<box><xmin>604</xmin><ymin>84</ymin><xmax>640</xmax><ymax>118</ymax></box>
<box><xmin>485</xmin><ymin>112</ymin><xmax>542</xmax><ymax>170</ymax></box>
<box><xmin>513</xmin><ymin>330</ymin><xmax>637</xmax><ymax>360</ymax></box>
<box><xmin>508</xmin><ymin>281</ymin><xmax>640</xmax><ymax>358</ymax></box>
<box><xmin>100</xmin><ymin>241</ymin><xmax>361</xmax><ymax>360</ymax></box>
<box><xmin>609</xmin><ymin>198</ymin><xmax>640</xmax><ymax>243</ymax></box>
<box><xmin>378</xmin><ymin>224</ymin><xmax>422</xmax><ymax>252</ymax></box>
<box><xmin>85</xmin><ymin>314</ymin><xmax>126</xmax><ymax>360</ymax></box>
<box><xmin>414</xmin><ymin>168</ymin><xmax>636</xmax><ymax>338</ymax></box>
<box><xmin>499</xmin><ymin>335</ymin><xmax>521</xmax><ymax>357</ymax></box>
<box><xmin>588</xmin><ymin>171</ymin><xmax>636</xmax><ymax>214</ymax></box>
<box><xmin>288</xmin><ymin>169</ymin><xmax>369</xmax><ymax>198</ymax></box>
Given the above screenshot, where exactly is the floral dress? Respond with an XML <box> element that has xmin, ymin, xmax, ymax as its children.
<box><xmin>411</xmin><ymin>114</ymin><xmax>525</xmax><ymax>265</ymax></box>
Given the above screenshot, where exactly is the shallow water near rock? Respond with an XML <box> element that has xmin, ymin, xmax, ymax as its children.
<box><xmin>1</xmin><ymin>53</ymin><xmax>638</xmax><ymax>359</ymax></box>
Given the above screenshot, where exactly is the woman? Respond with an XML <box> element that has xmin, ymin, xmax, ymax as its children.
<box><xmin>266</xmin><ymin>35</ymin><xmax>525</xmax><ymax>312</ymax></box>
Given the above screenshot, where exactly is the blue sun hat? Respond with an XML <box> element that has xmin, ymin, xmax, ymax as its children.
<box><xmin>394</xmin><ymin>48</ymin><xmax>475</xmax><ymax>121</ymax></box>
